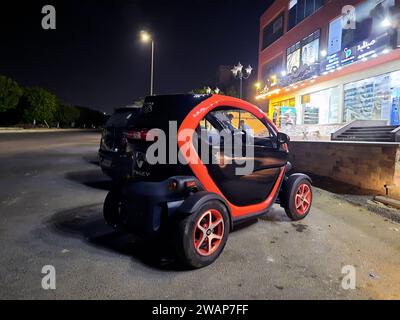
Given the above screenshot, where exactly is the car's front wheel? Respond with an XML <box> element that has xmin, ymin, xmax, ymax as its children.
<box><xmin>284</xmin><ymin>177</ymin><xmax>313</xmax><ymax>221</ymax></box>
<box><xmin>176</xmin><ymin>200</ymin><xmax>230</xmax><ymax>269</ymax></box>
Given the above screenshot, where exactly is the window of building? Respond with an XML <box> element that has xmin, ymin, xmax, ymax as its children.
<box><xmin>261</xmin><ymin>56</ymin><xmax>283</xmax><ymax>83</ymax></box>
<box><xmin>286</xmin><ymin>30</ymin><xmax>320</xmax><ymax>73</ymax></box>
<box><xmin>286</xmin><ymin>42</ymin><xmax>301</xmax><ymax>73</ymax></box>
<box><xmin>262</xmin><ymin>13</ymin><xmax>284</xmax><ymax>50</ymax></box>
<box><xmin>288</xmin><ymin>0</ymin><xmax>325</xmax><ymax>30</ymax></box>
<box><xmin>301</xmin><ymin>30</ymin><xmax>320</xmax><ymax>66</ymax></box>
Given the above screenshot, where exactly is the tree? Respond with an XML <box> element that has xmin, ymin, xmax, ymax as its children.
<box><xmin>133</xmin><ymin>98</ymin><xmax>145</xmax><ymax>107</ymax></box>
<box><xmin>190</xmin><ymin>87</ymin><xmax>211</xmax><ymax>94</ymax></box>
<box><xmin>19</xmin><ymin>87</ymin><xmax>58</xmax><ymax>124</ymax></box>
<box><xmin>75</xmin><ymin>106</ymin><xmax>108</xmax><ymax>128</ymax></box>
<box><xmin>0</xmin><ymin>75</ymin><xmax>23</xmax><ymax>112</ymax></box>
<box><xmin>55</xmin><ymin>104</ymin><xmax>80</xmax><ymax>127</ymax></box>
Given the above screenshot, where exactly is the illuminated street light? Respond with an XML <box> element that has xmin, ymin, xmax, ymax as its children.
<box><xmin>140</xmin><ymin>31</ymin><xmax>151</xmax><ymax>43</ymax></box>
<box><xmin>320</xmin><ymin>49</ymin><xmax>328</xmax><ymax>58</ymax></box>
<box><xmin>245</xmin><ymin>65</ymin><xmax>253</xmax><ymax>75</ymax></box>
<box><xmin>140</xmin><ymin>30</ymin><xmax>155</xmax><ymax>96</ymax></box>
<box><xmin>231</xmin><ymin>62</ymin><xmax>252</xmax><ymax>99</ymax></box>
<box><xmin>382</xmin><ymin>17</ymin><xmax>392</xmax><ymax>28</ymax></box>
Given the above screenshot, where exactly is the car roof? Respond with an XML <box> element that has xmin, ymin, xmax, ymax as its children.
<box><xmin>141</xmin><ymin>94</ymin><xmax>212</xmax><ymax>123</ymax></box>
<box><xmin>114</xmin><ymin>106</ymin><xmax>141</xmax><ymax>112</ymax></box>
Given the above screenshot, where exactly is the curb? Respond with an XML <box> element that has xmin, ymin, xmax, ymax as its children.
<box><xmin>0</xmin><ymin>129</ymin><xmax>101</xmax><ymax>134</ymax></box>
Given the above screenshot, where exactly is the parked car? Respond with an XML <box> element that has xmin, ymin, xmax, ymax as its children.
<box><xmin>98</xmin><ymin>106</ymin><xmax>141</xmax><ymax>182</ymax></box>
<box><xmin>103</xmin><ymin>94</ymin><xmax>313</xmax><ymax>268</ymax></box>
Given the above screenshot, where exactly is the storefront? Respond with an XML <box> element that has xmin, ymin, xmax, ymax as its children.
<box><xmin>259</xmin><ymin>0</ymin><xmax>400</xmax><ymax>132</ymax></box>
<box><xmin>268</xmin><ymin>68</ymin><xmax>400</xmax><ymax>130</ymax></box>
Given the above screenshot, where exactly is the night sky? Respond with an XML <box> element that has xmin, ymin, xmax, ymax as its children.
<box><xmin>1</xmin><ymin>0</ymin><xmax>273</xmax><ymax>113</ymax></box>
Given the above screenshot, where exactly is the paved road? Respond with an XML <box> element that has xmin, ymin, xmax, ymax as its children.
<box><xmin>0</xmin><ymin>132</ymin><xmax>399</xmax><ymax>300</ymax></box>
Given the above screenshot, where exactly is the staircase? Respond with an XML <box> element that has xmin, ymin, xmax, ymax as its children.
<box><xmin>331</xmin><ymin>121</ymin><xmax>400</xmax><ymax>142</ymax></box>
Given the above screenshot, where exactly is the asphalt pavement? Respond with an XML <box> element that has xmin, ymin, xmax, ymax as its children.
<box><xmin>0</xmin><ymin>132</ymin><xmax>399</xmax><ymax>299</ymax></box>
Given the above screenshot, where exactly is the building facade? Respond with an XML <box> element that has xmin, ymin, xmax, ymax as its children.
<box><xmin>257</xmin><ymin>0</ymin><xmax>400</xmax><ymax>137</ymax></box>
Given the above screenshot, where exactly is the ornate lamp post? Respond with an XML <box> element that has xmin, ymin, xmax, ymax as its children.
<box><xmin>231</xmin><ymin>62</ymin><xmax>253</xmax><ymax>99</ymax></box>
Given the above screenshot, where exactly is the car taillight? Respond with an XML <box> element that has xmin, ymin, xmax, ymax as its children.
<box><xmin>126</xmin><ymin>129</ymin><xmax>158</xmax><ymax>142</ymax></box>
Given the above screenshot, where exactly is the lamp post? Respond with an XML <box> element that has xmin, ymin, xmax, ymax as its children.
<box><xmin>231</xmin><ymin>62</ymin><xmax>253</xmax><ymax>99</ymax></box>
<box><xmin>140</xmin><ymin>31</ymin><xmax>155</xmax><ymax>96</ymax></box>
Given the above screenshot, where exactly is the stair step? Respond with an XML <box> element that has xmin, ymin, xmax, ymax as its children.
<box><xmin>340</xmin><ymin>131</ymin><xmax>392</xmax><ymax>137</ymax></box>
<box><xmin>333</xmin><ymin>124</ymin><xmax>400</xmax><ymax>142</ymax></box>
<box><xmin>334</xmin><ymin>137</ymin><xmax>393</xmax><ymax>141</ymax></box>
<box><xmin>347</xmin><ymin>128</ymin><xmax>396</xmax><ymax>133</ymax></box>
<box><xmin>337</xmin><ymin>136</ymin><xmax>392</xmax><ymax>140</ymax></box>
<box><xmin>351</xmin><ymin>126</ymin><xmax>398</xmax><ymax>130</ymax></box>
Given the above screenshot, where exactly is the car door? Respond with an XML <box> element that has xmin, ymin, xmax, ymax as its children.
<box><xmin>201</xmin><ymin>107</ymin><xmax>288</xmax><ymax>207</ymax></box>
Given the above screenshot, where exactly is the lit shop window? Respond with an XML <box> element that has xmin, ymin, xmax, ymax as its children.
<box><xmin>343</xmin><ymin>72</ymin><xmax>396</xmax><ymax>123</ymax></box>
<box><xmin>272</xmin><ymin>98</ymin><xmax>297</xmax><ymax>129</ymax></box>
<box><xmin>301</xmin><ymin>87</ymin><xmax>340</xmax><ymax>125</ymax></box>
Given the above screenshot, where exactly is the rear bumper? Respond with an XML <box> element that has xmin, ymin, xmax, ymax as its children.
<box><xmin>98</xmin><ymin>149</ymin><xmax>133</xmax><ymax>181</ymax></box>
<box><xmin>119</xmin><ymin>177</ymin><xmax>200</xmax><ymax>238</ymax></box>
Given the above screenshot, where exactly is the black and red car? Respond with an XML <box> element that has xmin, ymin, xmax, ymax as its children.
<box><xmin>103</xmin><ymin>94</ymin><xmax>312</xmax><ymax>268</ymax></box>
<box><xmin>98</xmin><ymin>106</ymin><xmax>141</xmax><ymax>181</ymax></box>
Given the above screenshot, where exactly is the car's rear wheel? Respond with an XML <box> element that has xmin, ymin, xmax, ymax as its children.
<box><xmin>176</xmin><ymin>200</ymin><xmax>229</xmax><ymax>269</ymax></box>
<box><xmin>284</xmin><ymin>178</ymin><xmax>313</xmax><ymax>221</ymax></box>
<box><xmin>103</xmin><ymin>189</ymin><xmax>123</xmax><ymax>228</ymax></box>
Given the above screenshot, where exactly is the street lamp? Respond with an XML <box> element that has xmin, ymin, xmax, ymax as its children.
<box><xmin>140</xmin><ymin>30</ymin><xmax>155</xmax><ymax>96</ymax></box>
<box><xmin>231</xmin><ymin>62</ymin><xmax>252</xmax><ymax>99</ymax></box>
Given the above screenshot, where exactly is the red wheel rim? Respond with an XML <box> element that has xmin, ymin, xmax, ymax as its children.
<box><xmin>193</xmin><ymin>209</ymin><xmax>224</xmax><ymax>257</ymax></box>
<box><xmin>295</xmin><ymin>183</ymin><xmax>312</xmax><ymax>215</ymax></box>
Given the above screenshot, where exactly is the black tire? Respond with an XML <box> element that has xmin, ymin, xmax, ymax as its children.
<box><xmin>284</xmin><ymin>177</ymin><xmax>313</xmax><ymax>221</ymax></box>
<box><xmin>103</xmin><ymin>189</ymin><xmax>123</xmax><ymax>228</ymax></box>
<box><xmin>176</xmin><ymin>200</ymin><xmax>230</xmax><ymax>269</ymax></box>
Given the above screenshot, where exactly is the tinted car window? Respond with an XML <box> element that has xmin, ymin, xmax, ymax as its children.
<box><xmin>133</xmin><ymin>94</ymin><xmax>211</xmax><ymax>131</ymax></box>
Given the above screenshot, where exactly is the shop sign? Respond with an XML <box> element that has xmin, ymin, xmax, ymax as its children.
<box><xmin>323</xmin><ymin>32</ymin><xmax>393</xmax><ymax>72</ymax></box>
<box><xmin>323</xmin><ymin>0</ymin><xmax>395</xmax><ymax>72</ymax></box>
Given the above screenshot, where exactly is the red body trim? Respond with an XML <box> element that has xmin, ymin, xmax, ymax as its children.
<box><xmin>178</xmin><ymin>94</ymin><xmax>286</xmax><ymax>218</ymax></box>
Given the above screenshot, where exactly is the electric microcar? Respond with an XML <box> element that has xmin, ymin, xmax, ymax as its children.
<box><xmin>103</xmin><ymin>94</ymin><xmax>313</xmax><ymax>268</ymax></box>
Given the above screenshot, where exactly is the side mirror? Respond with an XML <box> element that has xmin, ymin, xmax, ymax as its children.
<box><xmin>277</xmin><ymin>132</ymin><xmax>290</xmax><ymax>145</ymax></box>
